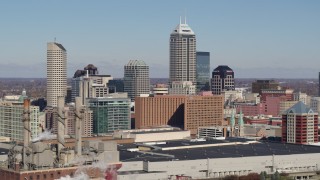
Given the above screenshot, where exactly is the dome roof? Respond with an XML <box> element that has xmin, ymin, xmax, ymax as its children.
<box><xmin>84</xmin><ymin>64</ymin><xmax>97</xmax><ymax>70</ymax></box>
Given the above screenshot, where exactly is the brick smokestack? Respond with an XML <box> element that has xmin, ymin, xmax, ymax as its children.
<box><xmin>23</xmin><ymin>98</ymin><xmax>31</xmax><ymax>170</ymax></box>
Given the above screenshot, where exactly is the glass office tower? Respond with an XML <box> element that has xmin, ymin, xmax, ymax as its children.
<box><xmin>196</xmin><ymin>52</ymin><xmax>210</xmax><ymax>91</ymax></box>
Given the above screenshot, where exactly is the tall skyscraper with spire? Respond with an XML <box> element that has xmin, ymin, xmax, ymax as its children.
<box><xmin>47</xmin><ymin>42</ymin><xmax>67</xmax><ymax>107</ymax></box>
<box><xmin>169</xmin><ymin>17</ymin><xmax>196</xmax><ymax>86</ymax></box>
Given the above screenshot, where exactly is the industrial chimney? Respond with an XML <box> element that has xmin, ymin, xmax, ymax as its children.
<box><xmin>23</xmin><ymin>98</ymin><xmax>31</xmax><ymax>170</ymax></box>
<box><xmin>75</xmin><ymin>97</ymin><xmax>82</xmax><ymax>156</ymax></box>
<box><xmin>57</xmin><ymin>96</ymin><xmax>65</xmax><ymax>161</ymax></box>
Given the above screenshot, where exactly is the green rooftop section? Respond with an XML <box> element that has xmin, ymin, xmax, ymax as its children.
<box><xmin>285</xmin><ymin>101</ymin><xmax>314</xmax><ymax>114</ymax></box>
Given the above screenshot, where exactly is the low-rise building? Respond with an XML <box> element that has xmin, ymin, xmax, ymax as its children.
<box><xmin>113</xmin><ymin>127</ymin><xmax>190</xmax><ymax>142</ymax></box>
<box><xmin>169</xmin><ymin>81</ymin><xmax>196</xmax><ymax>95</ymax></box>
<box><xmin>251</xmin><ymin>80</ymin><xmax>280</xmax><ymax>94</ymax></box>
<box><xmin>260</xmin><ymin>89</ymin><xmax>293</xmax><ymax>102</ymax></box>
<box><xmin>152</xmin><ymin>84</ymin><xmax>168</xmax><ymax>95</ymax></box>
<box><xmin>118</xmin><ymin>138</ymin><xmax>320</xmax><ymax>180</ymax></box>
<box><xmin>310</xmin><ymin>97</ymin><xmax>320</xmax><ymax>113</ymax></box>
<box><xmin>293</xmin><ymin>91</ymin><xmax>309</xmax><ymax>105</ymax></box>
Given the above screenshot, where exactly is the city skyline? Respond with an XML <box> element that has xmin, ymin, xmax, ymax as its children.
<box><xmin>0</xmin><ymin>1</ymin><xmax>320</xmax><ymax>78</ymax></box>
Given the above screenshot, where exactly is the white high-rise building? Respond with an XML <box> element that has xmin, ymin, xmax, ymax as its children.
<box><xmin>169</xmin><ymin>17</ymin><xmax>196</xmax><ymax>86</ymax></box>
<box><xmin>124</xmin><ymin>60</ymin><xmax>150</xmax><ymax>101</ymax></box>
<box><xmin>47</xmin><ymin>42</ymin><xmax>67</xmax><ymax>107</ymax></box>
<box><xmin>71</xmin><ymin>65</ymin><xmax>113</xmax><ymax>104</ymax></box>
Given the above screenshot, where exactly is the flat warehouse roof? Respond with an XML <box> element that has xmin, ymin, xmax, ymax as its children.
<box><xmin>119</xmin><ymin>139</ymin><xmax>320</xmax><ymax>162</ymax></box>
<box><xmin>0</xmin><ymin>148</ymin><xmax>9</xmax><ymax>155</ymax></box>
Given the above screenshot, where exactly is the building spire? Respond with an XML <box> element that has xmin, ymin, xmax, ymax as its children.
<box><xmin>230</xmin><ymin>109</ymin><xmax>235</xmax><ymax>127</ymax></box>
<box><xmin>238</xmin><ymin>109</ymin><xmax>244</xmax><ymax>127</ymax></box>
<box><xmin>184</xmin><ymin>8</ymin><xmax>187</xmax><ymax>24</ymax></box>
<box><xmin>179</xmin><ymin>16</ymin><xmax>182</xmax><ymax>24</ymax></box>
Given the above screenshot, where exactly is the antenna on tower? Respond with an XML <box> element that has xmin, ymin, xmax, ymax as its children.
<box><xmin>184</xmin><ymin>9</ymin><xmax>187</xmax><ymax>24</ymax></box>
<box><xmin>179</xmin><ymin>16</ymin><xmax>182</xmax><ymax>24</ymax></box>
<box><xmin>54</xmin><ymin>37</ymin><xmax>56</xmax><ymax>42</ymax></box>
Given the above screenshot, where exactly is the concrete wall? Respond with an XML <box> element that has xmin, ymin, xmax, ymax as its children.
<box><xmin>119</xmin><ymin>161</ymin><xmax>144</xmax><ymax>172</ymax></box>
<box><xmin>118</xmin><ymin>172</ymin><xmax>167</xmax><ymax>180</ymax></box>
<box><xmin>0</xmin><ymin>155</ymin><xmax>7</xmax><ymax>162</ymax></box>
<box><xmin>120</xmin><ymin>153</ymin><xmax>320</xmax><ymax>179</ymax></box>
<box><xmin>133</xmin><ymin>131</ymin><xmax>190</xmax><ymax>142</ymax></box>
<box><xmin>146</xmin><ymin>160</ymin><xmax>207</xmax><ymax>178</ymax></box>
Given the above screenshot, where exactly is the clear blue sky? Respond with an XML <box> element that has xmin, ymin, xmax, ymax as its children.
<box><xmin>0</xmin><ymin>1</ymin><xmax>319</xmax><ymax>78</ymax></box>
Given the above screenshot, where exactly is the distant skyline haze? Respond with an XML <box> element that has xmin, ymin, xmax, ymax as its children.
<box><xmin>0</xmin><ymin>1</ymin><xmax>319</xmax><ymax>78</ymax></box>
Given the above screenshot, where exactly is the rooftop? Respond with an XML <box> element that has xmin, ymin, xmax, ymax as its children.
<box><xmin>54</xmin><ymin>42</ymin><xmax>66</xmax><ymax>51</ymax></box>
<box><xmin>126</xmin><ymin>60</ymin><xmax>147</xmax><ymax>67</ymax></box>
<box><xmin>284</xmin><ymin>101</ymin><xmax>314</xmax><ymax>114</ymax></box>
<box><xmin>84</xmin><ymin>64</ymin><xmax>97</xmax><ymax>70</ymax></box>
<box><xmin>0</xmin><ymin>147</ymin><xmax>9</xmax><ymax>155</ymax></box>
<box><xmin>171</xmin><ymin>17</ymin><xmax>195</xmax><ymax>35</ymax></box>
<box><xmin>119</xmin><ymin>138</ymin><xmax>320</xmax><ymax>162</ymax></box>
<box><xmin>196</xmin><ymin>51</ymin><xmax>210</xmax><ymax>56</ymax></box>
<box><xmin>130</xmin><ymin>130</ymin><xmax>187</xmax><ymax>135</ymax></box>
<box><xmin>213</xmin><ymin>65</ymin><xmax>233</xmax><ymax>73</ymax></box>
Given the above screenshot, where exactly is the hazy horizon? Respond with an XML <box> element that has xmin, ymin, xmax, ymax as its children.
<box><xmin>0</xmin><ymin>1</ymin><xmax>319</xmax><ymax>78</ymax></box>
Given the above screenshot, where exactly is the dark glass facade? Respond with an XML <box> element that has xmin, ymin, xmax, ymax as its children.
<box><xmin>211</xmin><ymin>65</ymin><xmax>235</xmax><ymax>95</ymax></box>
<box><xmin>108</xmin><ymin>79</ymin><xmax>125</xmax><ymax>93</ymax></box>
<box><xmin>196</xmin><ymin>52</ymin><xmax>210</xmax><ymax>91</ymax></box>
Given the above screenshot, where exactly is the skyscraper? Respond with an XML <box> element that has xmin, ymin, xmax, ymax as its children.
<box><xmin>108</xmin><ymin>79</ymin><xmax>125</xmax><ymax>93</ymax></box>
<box><xmin>169</xmin><ymin>81</ymin><xmax>196</xmax><ymax>95</ymax></box>
<box><xmin>196</xmin><ymin>51</ymin><xmax>210</xmax><ymax>91</ymax></box>
<box><xmin>71</xmin><ymin>64</ymin><xmax>113</xmax><ymax>104</ymax></box>
<box><xmin>124</xmin><ymin>60</ymin><xmax>150</xmax><ymax>101</ymax></box>
<box><xmin>169</xmin><ymin>17</ymin><xmax>196</xmax><ymax>86</ymax></box>
<box><xmin>211</xmin><ymin>65</ymin><xmax>235</xmax><ymax>95</ymax></box>
<box><xmin>47</xmin><ymin>42</ymin><xmax>67</xmax><ymax>107</ymax></box>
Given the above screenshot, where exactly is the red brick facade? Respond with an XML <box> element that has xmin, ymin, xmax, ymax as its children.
<box><xmin>282</xmin><ymin>114</ymin><xmax>318</xmax><ymax>144</ymax></box>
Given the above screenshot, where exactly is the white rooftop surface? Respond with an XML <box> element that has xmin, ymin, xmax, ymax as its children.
<box><xmin>310</xmin><ymin>142</ymin><xmax>320</xmax><ymax>146</ymax></box>
<box><xmin>171</xmin><ymin>17</ymin><xmax>195</xmax><ymax>35</ymax></box>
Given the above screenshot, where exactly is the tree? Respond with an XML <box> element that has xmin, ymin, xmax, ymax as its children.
<box><xmin>274</xmin><ymin>171</ymin><xmax>280</xmax><ymax>180</ymax></box>
<box><xmin>223</xmin><ymin>175</ymin><xmax>239</xmax><ymax>180</ymax></box>
<box><xmin>260</xmin><ymin>172</ymin><xmax>266</xmax><ymax>180</ymax></box>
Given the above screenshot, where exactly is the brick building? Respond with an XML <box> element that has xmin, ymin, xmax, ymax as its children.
<box><xmin>135</xmin><ymin>95</ymin><xmax>224</xmax><ymax>134</ymax></box>
<box><xmin>260</xmin><ymin>89</ymin><xmax>293</xmax><ymax>102</ymax></box>
<box><xmin>282</xmin><ymin>102</ymin><xmax>318</xmax><ymax>144</ymax></box>
<box><xmin>251</xmin><ymin>80</ymin><xmax>280</xmax><ymax>94</ymax></box>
